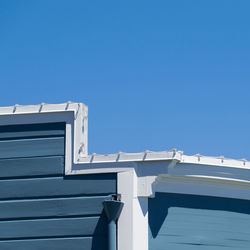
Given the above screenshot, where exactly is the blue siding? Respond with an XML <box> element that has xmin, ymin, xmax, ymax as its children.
<box><xmin>149</xmin><ymin>192</ymin><xmax>250</xmax><ymax>250</ymax></box>
<box><xmin>0</xmin><ymin>176</ymin><xmax>116</xmax><ymax>199</ymax></box>
<box><xmin>0</xmin><ymin>137</ymin><xmax>65</xmax><ymax>159</ymax></box>
<box><xmin>0</xmin><ymin>237</ymin><xmax>107</xmax><ymax>250</ymax></box>
<box><xmin>0</xmin><ymin>196</ymin><xmax>109</xmax><ymax>219</ymax></box>
<box><xmin>0</xmin><ymin>122</ymin><xmax>65</xmax><ymax>139</ymax></box>
<box><xmin>0</xmin><ymin>122</ymin><xmax>116</xmax><ymax>250</ymax></box>
<box><xmin>0</xmin><ymin>156</ymin><xmax>64</xmax><ymax>178</ymax></box>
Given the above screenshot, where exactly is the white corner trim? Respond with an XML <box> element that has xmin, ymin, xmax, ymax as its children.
<box><xmin>118</xmin><ymin>170</ymin><xmax>148</xmax><ymax>250</ymax></box>
<box><xmin>117</xmin><ymin>170</ymin><xmax>134</xmax><ymax>250</ymax></box>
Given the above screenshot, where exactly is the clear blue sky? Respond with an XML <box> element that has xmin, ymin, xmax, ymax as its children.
<box><xmin>0</xmin><ymin>1</ymin><xmax>249</xmax><ymax>159</ymax></box>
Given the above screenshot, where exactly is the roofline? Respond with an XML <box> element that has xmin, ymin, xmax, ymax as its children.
<box><xmin>0</xmin><ymin>102</ymin><xmax>88</xmax><ymax>116</ymax></box>
<box><xmin>0</xmin><ymin>102</ymin><xmax>249</xmax><ymax>170</ymax></box>
<box><xmin>77</xmin><ymin>150</ymin><xmax>250</xmax><ymax>169</ymax></box>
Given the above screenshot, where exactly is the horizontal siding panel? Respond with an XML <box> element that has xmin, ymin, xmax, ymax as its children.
<box><xmin>160</xmin><ymin>208</ymin><xmax>250</xmax><ymax>233</ymax></box>
<box><xmin>153</xmin><ymin>234</ymin><xmax>250</xmax><ymax>249</ymax></box>
<box><xmin>0</xmin><ymin>122</ymin><xmax>65</xmax><ymax>140</ymax></box>
<box><xmin>0</xmin><ymin>174</ymin><xmax>116</xmax><ymax>199</ymax></box>
<box><xmin>0</xmin><ymin>196</ymin><xmax>109</xmax><ymax>219</ymax></box>
<box><xmin>0</xmin><ymin>237</ymin><xmax>106</xmax><ymax>250</ymax></box>
<box><xmin>0</xmin><ymin>137</ymin><xmax>64</xmax><ymax>159</ymax></box>
<box><xmin>0</xmin><ymin>156</ymin><xmax>64</xmax><ymax>178</ymax></box>
<box><xmin>157</xmin><ymin>209</ymin><xmax>250</xmax><ymax>246</ymax></box>
<box><xmin>0</xmin><ymin>217</ymin><xmax>107</xmax><ymax>239</ymax></box>
<box><xmin>0</xmin><ymin>130</ymin><xmax>65</xmax><ymax>140</ymax></box>
<box><xmin>149</xmin><ymin>193</ymin><xmax>250</xmax><ymax>250</ymax></box>
<box><xmin>148</xmin><ymin>241</ymin><xmax>237</xmax><ymax>250</ymax></box>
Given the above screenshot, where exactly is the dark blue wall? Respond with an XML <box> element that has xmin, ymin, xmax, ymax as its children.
<box><xmin>149</xmin><ymin>192</ymin><xmax>250</xmax><ymax>250</ymax></box>
<box><xmin>0</xmin><ymin>123</ymin><xmax>116</xmax><ymax>250</ymax></box>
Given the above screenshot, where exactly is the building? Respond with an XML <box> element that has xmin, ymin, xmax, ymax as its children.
<box><xmin>0</xmin><ymin>102</ymin><xmax>250</xmax><ymax>250</ymax></box>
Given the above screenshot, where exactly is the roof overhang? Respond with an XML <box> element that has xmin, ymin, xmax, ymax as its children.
<box><xmin>1</xmin><ymin>102</ymin><xmax>250</xmax><ymax>200</ymax></box>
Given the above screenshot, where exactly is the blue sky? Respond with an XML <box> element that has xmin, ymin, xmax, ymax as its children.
<box><xmin>0</xmin><ymin>1</ymin><xmax>249</xmax><ymax>159</ymax></box>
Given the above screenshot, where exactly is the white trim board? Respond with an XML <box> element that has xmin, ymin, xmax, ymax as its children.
<box><xmin>118</xmin><ymin>169</ymin><xmax>149</xmax><ymax>250</ymax></box>
<box><xmin>153</xmin><ymin>175</ymin><xmax>250</xmax><ymax>200</ymax></box>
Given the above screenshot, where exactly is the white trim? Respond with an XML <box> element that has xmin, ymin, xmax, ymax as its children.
<box><xmin>137</xmin><ymin>160</ymin><xmax>250</xmax><ymax>199</ymax></box>
<box><xmin>117</xmin><ymin>170</ymin><xmax>134</xmax><ymax>250</ymax></box>
<box><xmin>117</xmin><ymin>170</ymin><xmax>148</xmax><ymax>250</ymax></box>
<box><xmin>133</xmin><ymin>197</ymin><xmax>148</xmax><ymax>250</ymax></box>
<box><xmin>153</xmin><ymin>175</ymin><xmax>250</xmax><ymax>200</ymax></box>
<box><xmin>78</xmin><ymin>150</ymin><xmax>181</xmax><ymax>163</ymax></box>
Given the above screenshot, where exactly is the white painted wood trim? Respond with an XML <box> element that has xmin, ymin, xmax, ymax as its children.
<box><xmin>137</xmin><ymin>160</ymin><xmax>250</xmax><ymax>199</ymax></box>
<box><xmin>118</xmin><ymin>169</ymin><xmax>148</xmax><ymax>250</ymax></box>
<box><xmin>153</xmin><ymin>175</ymin><xmax>250</xmax><ymax>200</ymax></box>
<box><xmin>117</xmin><ymin>170</ymin><xmax>134</xmax><ymax>250</ymax></box>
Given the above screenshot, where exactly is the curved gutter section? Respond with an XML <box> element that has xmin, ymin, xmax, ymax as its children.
<box><xmin>103</xmin><ymin>198</ymin><xmax>124</xmax><ymax>250</ymax></box>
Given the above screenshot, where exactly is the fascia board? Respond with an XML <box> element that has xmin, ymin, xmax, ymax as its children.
<box><xmin>153</xmin><ymin>175</ymin><xmax>250</xmax><ymax>200</ymax></box>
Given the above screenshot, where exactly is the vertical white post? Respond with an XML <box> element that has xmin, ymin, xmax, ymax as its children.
<box><xmin>118</xmin><ymin>169</ymin><xmax>149</xmax><ymax>250</ymax></box>
<box><xmin>133</xmin><ymin>197</ymin><xmax>148</xmax><ymax>250</ymax></box>
<box><xmin>117</xmin><ymin>170</ymin><xmax>134</xmax><ymax>250</ymax></box>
